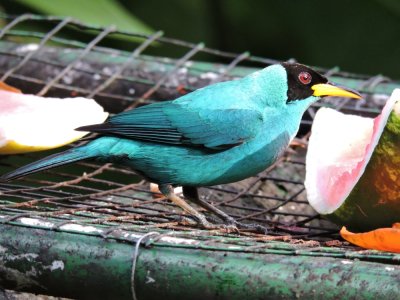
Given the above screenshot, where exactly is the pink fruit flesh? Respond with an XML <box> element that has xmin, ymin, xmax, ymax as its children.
<box><xmin>317</xmin><ymin>115</ymin><xmax>383</xmax><ymax>209</ymax></box>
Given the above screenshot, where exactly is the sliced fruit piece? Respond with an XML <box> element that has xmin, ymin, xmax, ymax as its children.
<box><xmin>305</xmin><ymin>89</ymin><xmax>400</xmax><ymax>231</ymax></box>
<box><xmin>0</xmin><ymin>90</ymin><xmax>108</xmax><ymax>154</ymax></box>
<box><xmin>340</xmin><ymin>224</ymin><xmax>400</xmax><ymax>253</ymax></box>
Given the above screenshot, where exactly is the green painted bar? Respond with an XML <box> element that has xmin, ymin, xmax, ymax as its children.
<box><xmin>0</xmin><ymin>224</ymin><xmax>133</xmax><ymax>299</ymax></box>
<box><xmin>0</xmin><ymin>224</ymin><xmax>399</xmax><ymax>299</ymax></box>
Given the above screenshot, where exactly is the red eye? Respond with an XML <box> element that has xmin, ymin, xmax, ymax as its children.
<box><xmin>298</xmin><ymin>72</ymin><xmax>312</xmax><ymax>85</ymax></box>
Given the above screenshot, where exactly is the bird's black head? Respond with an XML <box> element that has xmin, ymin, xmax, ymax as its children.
<box><xmin>281</xmin><ymin>62</ymin><xmax>361</xmax><ymax>103</ymax></box>
<box><xmin>282</xmin><ymin>63</ymin><xmax>327</xmax><ymax>102</ymax></box>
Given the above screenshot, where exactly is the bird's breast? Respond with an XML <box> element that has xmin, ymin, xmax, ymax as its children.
<box><xmin>217</xmin><ymin>130</ymin><xmax>291</xmax><ymax>180</ymax></box>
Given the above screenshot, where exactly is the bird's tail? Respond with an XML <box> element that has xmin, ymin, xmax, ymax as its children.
<box><xmin>1</xmin><ymin>147</ymin><xmax>96</xmax><ymax>181</ymax></box>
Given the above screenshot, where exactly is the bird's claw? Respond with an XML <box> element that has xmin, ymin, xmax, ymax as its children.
<box><xmin>200</xmin><ymin>216</ymin><xmax>268</xmax><ymax>234</ymax></box>
<box><xmin>227</xmin><ymin>219</ymin><xmax>269</xmax><ymax>234</ymax></box>
<box><xmin>199</xmin><ymin>221</ymin><xmax>240</xmax><ymax>233</ymax></box>
<box><xmin>175</xmin><ymin>212</ymin><xmax>267</xmax><ymax>234</ymax></box>
<box><xmin>169</xmin><ymin>212</ymin><xmax>235</xmax><ymax>232</ymax></box>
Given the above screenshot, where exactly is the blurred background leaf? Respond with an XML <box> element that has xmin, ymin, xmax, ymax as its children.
<box><xmin>374</xmin><ymin>0</ymin><xmax>400</xmax><ymax>17</ymax></box>
<box><xmin>15</xmin><ymin>0</ymin><xmax>153</xmax><ymax>33</ymax></box>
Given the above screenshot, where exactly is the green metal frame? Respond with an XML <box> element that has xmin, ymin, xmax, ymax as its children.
<box><xmin>0</xmin><ymin>217</ymin><xmax>399</xmax><ymax>299</ymax></box>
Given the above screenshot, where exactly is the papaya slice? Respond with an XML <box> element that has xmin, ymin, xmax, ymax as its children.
<box><xmin>340</xmin><ymin>224</ymin><xmax>400</xmax><ymax>253</ymax></box>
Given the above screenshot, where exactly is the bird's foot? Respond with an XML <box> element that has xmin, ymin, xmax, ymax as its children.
<box><xmin>196</xmin><ymin>217</ymin><xmax>240</xmax><ymax>233</ymax></box>
<box><xmin>159</xmin><ymin>185</ymin><xmax>267</xmax><ymax>234</ymax></box>
<box><xmin>197</xmin><ymin>214</ymin><xmax>268</xmax><ymax>234</ymax></box>
<box><xmin>223</xmin><ymin>217</ymin><xmax>269</xmax><ymax>234</ymax></box>
<box><xmin>181</xmin><ymin>186</ymin><xmax>268</xmax><ymax>234</ymax></box>
<box><xmin>173</xmin><ymin>214</ymin><xmax>267</xmax><ymax>234</ymax></box>
<box><xmin>186</xmin><ymin>209</ymin><xmax>268</xmax><ymax>234</ymax></box>
<box><xmin>172</xmin><ymin>214</ymin><xmax>239</xmax><ymax>233</ymax></box>
<box><xmin>234</xmin><ymin>221</ymin><xmax>269</xmax><ymax>234</ymax></box>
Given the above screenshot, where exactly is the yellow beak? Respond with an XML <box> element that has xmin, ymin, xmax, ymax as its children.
<box><xmin>312</xmin><ymin>83</ymin><xmax>362</xmax><ymax>99</ymax></box>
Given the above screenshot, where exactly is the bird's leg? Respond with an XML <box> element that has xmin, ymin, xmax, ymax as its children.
<box><xmin>182</xmin><ymin>186</ymin><xmax>237</xmax><ymax>225</ymax></box>
<box><xmin>183</xmin><ymin>186</ymin><xmax>268</xmax><ymax>234</ymax></box>
<box><xmin>158</xmin><ymin>184</ymin><xmax>215</xmax><ymax>229</ymax></box>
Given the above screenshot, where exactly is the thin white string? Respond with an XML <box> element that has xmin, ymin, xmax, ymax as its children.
<box><xmin>131</xmin><ymin>232</ymin><xmax>161</xmax><ymax>300</ymax></box>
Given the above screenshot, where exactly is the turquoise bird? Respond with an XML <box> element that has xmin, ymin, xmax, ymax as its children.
<box><xmin>1</xmin><ymin>63</ymin><xmax>361</xmax><ymax>230</ymax></box>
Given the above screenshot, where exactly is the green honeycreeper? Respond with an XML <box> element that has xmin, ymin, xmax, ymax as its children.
<box><xmin>1</xmin><ymin>63</ymin><xmax>361</xmax><ymax>230</ymax></box>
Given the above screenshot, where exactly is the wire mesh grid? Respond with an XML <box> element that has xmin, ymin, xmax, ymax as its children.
<box><xmin>0</xmin><ymin>14</ymin><xmax>399</xmax><ymax>263</ymax></box>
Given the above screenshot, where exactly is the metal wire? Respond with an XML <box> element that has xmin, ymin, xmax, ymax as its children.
<box><xmin>130</xmin><ymin>232</ymin><xmax>160</xmax><ymax>300</ymax></box>
<box><xmin>37</xmin><ymin>24</ymin><xmax>117</xmax><ymax>96</ymax></box>
<box><xmin>87</xmin><ymin>30</ymin><xmax>164</xmax><ymax>99</ymax></box>
<box><xmin>0</xmin><ymin>14</ymin><xmax>399</xmax><ymax>263</ymax></box>
<box><xmin>0</xmin><ymin>17</ymin><xmax>72</xmax><ymax>81</ymax></box>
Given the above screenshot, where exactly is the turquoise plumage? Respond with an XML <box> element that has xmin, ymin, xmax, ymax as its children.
<box><xmin>1</xmin><ymin>63</ymin><xmax>361</xmax><ymax>230</ymax></box>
